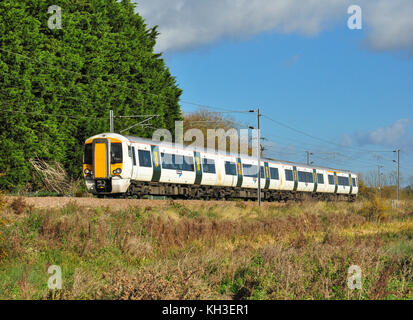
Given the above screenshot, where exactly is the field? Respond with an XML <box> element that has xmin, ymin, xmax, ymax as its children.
<box><xmin>0</xmin><ymin>195</ymin><xmax>412</xmax><ymax>300</ymax></box>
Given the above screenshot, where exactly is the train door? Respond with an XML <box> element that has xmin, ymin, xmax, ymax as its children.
<box><xmin>293</xmin><ymin>166</ymin><xmax>298</xmax><ymax>192</ymax></box>
<box><xmin>194</xmin><ymin>152</ymin><xmax>202</xmax><ymax>185</ymax></box>
<box><xmin>131</xmin><ymin>146</ymin><xmax>137</xmax><ymax>179</ymax></box>
<box><xmin>151</xmin><ymin>145</ymin><xmax>161</xmax><ymax>182</ymax></box>
<box><xmin>313</xmin><ymin>169</ymin><xmax>318</xmax><ymax>193</ymax></box>
<box><xmin>334</xmin><ymin>172</ymin><xmax>338</xmax><ymax>194</ymax></box>
<box><xmin>236</xmin><ymin>157</ymin><xmax>243</xmax><ymax>187</ymax></box>
<box><xmin>93</xmin><ymin>139</ymin><xmax>109</xmax><ymax>179</ymax></box>
<box><xmin>264</xmin><ymin>162</ymin><xmax>270</xmax><ymax>189</ymax></box>
<box><xmin>224</xmin><ymin>159</ymin><xmax>237</xmax><ymax>187</ymax></box>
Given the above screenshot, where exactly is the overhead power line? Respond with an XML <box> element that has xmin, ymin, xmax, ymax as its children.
<box><xmin>0</xmin><ymin>105</ymin><xmax>159</xmax><ymax>122</ymax></box>
<box><xmin>1</xmin><ymin>47</ymin><xmax>411</xmax><ymax>176</ymax></box>
<box><xmin>262</xmin><ymin>114</ymin><xmax>396</xmax><ymax>155</ymax></box>
<box><xmin>0</xmin><ymin>47</ymin><xmax>252</xmax><ymax>114</ymax></box>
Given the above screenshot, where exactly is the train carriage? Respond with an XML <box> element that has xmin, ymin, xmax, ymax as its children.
<box><xmin>83</xmin><ymin>133</ymin><xmax>358</xmax><ymax>201</ymax></box>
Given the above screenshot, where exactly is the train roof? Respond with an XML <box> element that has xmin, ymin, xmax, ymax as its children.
<box><xmin>86</xmin><ymin>133</ymin><xmax>357</xmax><ymax>175</ymax></box>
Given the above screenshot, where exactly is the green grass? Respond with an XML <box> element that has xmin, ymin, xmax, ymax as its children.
<box><xmin>0</xmin><ymin>198</ymin><xmax>412</xmax><ymax>300</ymax></box>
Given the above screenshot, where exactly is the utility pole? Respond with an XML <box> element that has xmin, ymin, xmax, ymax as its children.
<box><xmin>110</xmin><ymin>110</ymin><xmax>114</xmax><ymax>133</ymax></box>
<box><xmin>377</xmin><ymin>165</ymin><xmax>383</xmax><ymax>197</ymax></box>
<box><xmin>249</xmin><ymin>108</ymin><xmax>261</xmax><ymax>207</ymax></box>
<box><xmin>306</xmin><ymin>151</ymin><xmax>313</xmax><ymax>165</ymax></box>
<box><xmin>257</xmin><ymin>108</ymin><xmax>261</xmax><ymax>207</ymax></box>
<box><xmin>393</xmin><ymin>149</ymin><xmax>400</xmax><ymax>202</ymax></box>
<box><xmin>397</xmin><ymin>149</ymin><xmax>400</xmax><ymax>202</ymax></box>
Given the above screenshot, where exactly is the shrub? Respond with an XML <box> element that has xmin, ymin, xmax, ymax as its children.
<box><xmin>358</xmin><ymin>195</ymin><xmax>389</xmax><ymax>221</ymax></box>
<box><xmin>0</xmin><ymin>191</ymin><xmax>7</xmax><ymax>213</ymax></box>
<box><xmin>0</xmin><ymin>192</ymin><xmax>8</xmax><ymax>260</ymax></box>
<box><xmin>10</xmin><ymin>197</ymin><xmax>27</xmax><ymax>215</ymax></box>
<box><xmin>358</xmin><ymin>180</ymin><xmax>376</xmax><ymax>200</ymax></box>
<box><xmin>0</xmin><ymin>217</ymin><xmax>7</xmax><ymax>261</ymax></box>
<box><xmin>30</xmin><ymin>158</ymin><xmax>71</xmax><ymax>194</ymax></box>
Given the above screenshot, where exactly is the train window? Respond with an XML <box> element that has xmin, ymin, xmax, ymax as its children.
<box><xmin>261</xmin><ymin>166</ymin><xmax>264</xmax><ymax>178</ymax></box>
<box><xmin>132</xmin><ymin>147</ymin><xmax>136</xmax><ymax>166</ymax></box>
<box><xmin>317</xmin><ymin>173</ymin><xmax>324</xmax><ymax>184</ymax></box>
<box><xmin>183</xmin><ymin>156</ymin><xmax>195</xmax><ymax>172</ymax></box>
<box><xmin>225</xmin><ymin>161</ymin><xmax>237</xmax><ymax>176</ymax></box>
<box><xmin>84</xmin><ymin>144</ymin><xmax>92</xmax><ymax>164</ymax></box>
<box><xmin>138</xmin><ymin>150</ymin><xmax>152</xmax><ymax>167</ymax></box>
<box><xmin>338</xmin><ymin>176</ymin><xmax>350</xmax><ymax>186</ymax></box>
<box><xmin>162</xmin><ymin>153</ymin><xmax>175</xmax><ymax>170</ymax></box>
<box><xmin>285</xmin><ymin>169</ymin><xmax>294</xmax><ymax>181</ymax></box>
<box><xmin>161</xmin><ymin>153</ymin><xmax>194</xmax><ymax>172</ymax></box>
<box><xmin>111</xmin><ymin>143</ymin><xmax>123</xmax><ymax>164</ymax></box>
<box><xmin>270</xmin><ymin>168</ymin><xmax>279</xmax><ymax>180</ymax></box>
<box><xmin>328</xmin><ymin>175</ymin><xmax>335</xmax><ymax>185</ymax></box>
<box><xmin>161</xmin><ymin>153</ymin><xmax>174</xmax><ymax>170</ymax></box>
<box><xmin>298</xmin><ymin>171</ymin><xmax>313</xmax><ymax>183</ymax></box>
<box><xmin>175</xmin><ymin>155</ymin><xmax>184</xmax><ymax>170</ymax></box>
<box><xmin>202</xmin><ymin>158</ymin><xmax>216</xmax><ymax>174</ymax></box>
<box><xmin>243</xmin><ymin>164</ymin><xmax>257</xmax><ymax>178</ymax></box>
<box><xmin>352</xmin><ymin>178</ymin><xmax>357</xmax><ymax>187</ymax></box>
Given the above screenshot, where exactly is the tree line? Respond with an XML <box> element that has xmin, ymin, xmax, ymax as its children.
<box><xmin>0</xmin><ymin>0</ymin><xmax>182</xmax><ymax>191</ymax></box>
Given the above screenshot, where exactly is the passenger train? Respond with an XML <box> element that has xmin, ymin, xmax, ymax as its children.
<box><xmin>83</xmin><ymin>133</ymin><xmax>358</xmax><ymax>201</ymax></box>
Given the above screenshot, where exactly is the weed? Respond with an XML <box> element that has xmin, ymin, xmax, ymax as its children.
<box><xmin>0</xmin><ymin>199</ymin><xmax>412</xmax><ymax>300</ymax></box>
<box><xmin>0</xmin><ymin>191</ymin><xmax>7</xmax><ymax>212</ymax></box>
<box><xmin>10</xmin><ymin>197</ymin><xmax>27</xmax><ymax>215</ymax></box>
<box><xmin>358</xmin><ymin>195</ymin><xmax>390</xmax><ymax>222</ymax></box>
<box><xmin>25</xmin><ymin>212</ymin><xmax>45</xmax><ymax>233</ymax></box>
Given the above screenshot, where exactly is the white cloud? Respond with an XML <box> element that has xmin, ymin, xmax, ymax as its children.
<box><xmin>364</xmin><ymin>1</ymin><xmax>413</xmax><ymax>54</ymax></box>
<box><xmin>356</xmin><ymin>119</ymin><xmax>411</xmax><ymax>146</ymax></box>
<box><xmin>135</xmin><ymin>0</ymin><xmax>413</xmax><ymax>55</ymax></box>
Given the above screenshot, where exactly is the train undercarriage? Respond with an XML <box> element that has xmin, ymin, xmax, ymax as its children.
<box><xmin>97</xmin><ymin>180</ymin><xmax>356</xmax><ymax>202</ymax></box>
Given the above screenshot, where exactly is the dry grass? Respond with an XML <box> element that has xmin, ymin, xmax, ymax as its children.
<box><xmin>0</xmin><ymin>198</ymin><xmax>412</xmax><ymax>300</ymax></box>
<box><xmin>28</xmin><ymin>159</ymin><xmax>86</xmax><ymax>196</ymax></box>
<box><xmin>29</xmin><ymin>158</ymin><xmax>71</xmax><ymax>194</ymax></box>
<box><xmin>0</xmin><ymin>192</ymin><xmax>8</xmax><ymax>261</ymax></box>
<box><xmin>10</xmin><ymin>197</ymin><xmax>27</xmax><ymax>215</ymax></box>
<box><xmin>357</xmin><ymin>195</ymin><xmax>390</xmax><ymax>222</ymax></box>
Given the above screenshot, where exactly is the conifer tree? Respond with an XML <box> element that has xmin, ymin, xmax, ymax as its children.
<box><xmin>0</xmin><ymin>0</ymin><xmax>182</xmax><ymax>191</ymax></box>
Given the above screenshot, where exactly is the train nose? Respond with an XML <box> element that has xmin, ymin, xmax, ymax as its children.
<box><xmin>95</xmin><ymin>179</ymin><xmax>112</xmax><ymax>193</ymax></box>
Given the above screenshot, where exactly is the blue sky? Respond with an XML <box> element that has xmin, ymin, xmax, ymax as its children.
<box><xmin>136</xmin><ymin>0</ymin><xmax>413</xmax><ymax>185</ymax></box>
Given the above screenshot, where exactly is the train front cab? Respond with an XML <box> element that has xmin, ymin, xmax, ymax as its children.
<box><xmin>83</xmin><ymin>136</ymin><xmax>130</xmax><ymax>195</ymax></box>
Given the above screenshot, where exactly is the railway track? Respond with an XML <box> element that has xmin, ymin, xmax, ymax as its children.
<box><xmin>6</xmin><ymin>196</ymin><xmax>288</xmax><ymax>211</ymax></box>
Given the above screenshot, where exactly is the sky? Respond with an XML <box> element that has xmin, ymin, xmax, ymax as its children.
<box><xmin>135</xmin><ymin>0</ymin><xmax>413</xmax><ymax>185</ymax></box>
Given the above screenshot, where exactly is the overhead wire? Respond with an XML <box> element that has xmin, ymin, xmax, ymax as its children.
<box><xmin>1</xmin><ymin>47</ymin><xmax>411</xmax><ymax>175</ymax></box>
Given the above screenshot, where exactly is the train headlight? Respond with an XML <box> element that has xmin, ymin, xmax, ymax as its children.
<box><xmin>113</xmin><ymin>168</ymin><xmax>122</xmax><ymax>175</ymax></box>
<box><xmin>84</xmin><ymin>169</ymin><xmax>90</xmax><ymax>175</ymax></box>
